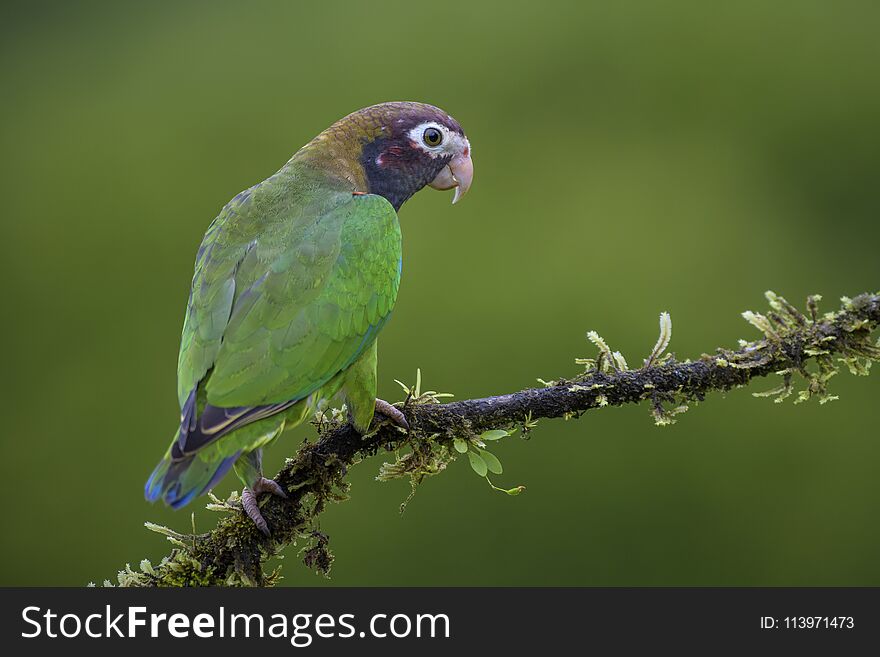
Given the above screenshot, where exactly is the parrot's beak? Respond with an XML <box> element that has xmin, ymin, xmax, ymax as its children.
<box><xmin>428</xmin><ymin>149</ymin><xmax>473</xmax><ymax>204</ymax></box>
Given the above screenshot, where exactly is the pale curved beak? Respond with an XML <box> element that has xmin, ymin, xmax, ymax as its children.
<box><xmin>428</xmin><ymin>149</ymin><xmax>474</xmax><ymax>204</ymax></box>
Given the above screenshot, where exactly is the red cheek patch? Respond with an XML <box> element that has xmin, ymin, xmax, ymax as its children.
<box><xmin>378</xmin><ymin>145</ymin><xmax>406</xmax><ymax>167</ymax></box>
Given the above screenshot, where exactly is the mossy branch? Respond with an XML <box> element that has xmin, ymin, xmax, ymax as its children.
<box><xmin>111</xmin><ymin>291</ymin><xmax>879</xmax><ymax>587</ymax></box>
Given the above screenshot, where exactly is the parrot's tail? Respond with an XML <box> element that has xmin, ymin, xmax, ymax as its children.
<box><xmin>145</xmin><ymin>446</ymin><xmax>241</xmax><ymax>509</ymax></box>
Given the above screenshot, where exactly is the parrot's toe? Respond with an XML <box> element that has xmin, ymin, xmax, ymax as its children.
<box><xmin>253</xmin><ymin>476</ymin><xmax>288</xmax><ymax>499</ymax></box>
<box><xmin>241</xmin><ymin>478</ymin><xmax>286</xmax><ymax>536</ymax></box>
<box><xmin>375</xmin><ymin>398</ymin><xmax>410</xmax><ymax>431</ymax></box>
<box><xmin>241</xmin><ymin>487</ymin><xmax>270</xmax><ymax>536</ymax></box>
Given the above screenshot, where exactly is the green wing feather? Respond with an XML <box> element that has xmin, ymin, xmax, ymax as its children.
<box><xmin>178</xmin><ymin>176</ymin><xmax>401</xmax><ymax>409</ymax></box>
<box><xmin>147</xmin><ymin>170</ymin><xmax>401</xmax><ymax>507</ymax></box>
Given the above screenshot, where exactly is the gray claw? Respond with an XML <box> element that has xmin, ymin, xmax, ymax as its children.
<box><xmin>254</xmin><ymin>476</ymin><xmax>288</xmax><ymax>499</ymax></box>
<box><xmin>241</xmin><ymin>477</ymin><xmax>287</xmax><ymax>536</ymax></box>
<box><xmin>241</xmin><ymin>487</ymin><xmax>270</xmax><ymax>536</ymax></box>
<box><xmin>375</xmin><ymin>398</ymin><xmax>410</xmax><ymax>431</ymax></box>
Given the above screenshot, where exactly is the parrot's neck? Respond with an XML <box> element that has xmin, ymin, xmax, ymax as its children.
<box><xmin>286</xmin><ymin>147</ymin><xmax>364</xmax><ymax>194</ymax></box>
<box><xmin>287</xmin><ymin>118</ymin><xmax>382</xmax><ymax>195</ymax></box>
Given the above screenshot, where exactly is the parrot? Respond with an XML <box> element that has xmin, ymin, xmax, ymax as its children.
<box><xmin>145</xmin><ymin>101</ymin><xmax>473</xmax><ymax>535</ymax></box>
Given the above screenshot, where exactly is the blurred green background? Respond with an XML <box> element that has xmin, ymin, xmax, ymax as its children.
<box><xmin>1</xmin><ymin>0</ymin><xmax>878</xmax><ymax>587</ymax></box>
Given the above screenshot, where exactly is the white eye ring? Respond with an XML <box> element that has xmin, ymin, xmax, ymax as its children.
<box><xmin>407</xmin><ymin>121</ymin><xmax>450</xmax><ymax>156</ymax></box>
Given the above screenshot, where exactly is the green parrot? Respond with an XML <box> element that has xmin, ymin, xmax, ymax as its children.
<box><xmin>146</xmin><ymin>102</ymin><xmax>473</xmax><ymax>534</ymax></box>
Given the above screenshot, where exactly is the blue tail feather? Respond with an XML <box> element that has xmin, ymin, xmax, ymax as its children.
<box><xmin>145</xmin><ymin>450</ymin><xmax>241</xmax><ymax>509</ymax></box>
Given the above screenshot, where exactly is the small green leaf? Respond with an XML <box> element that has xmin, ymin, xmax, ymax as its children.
<box><xmin>453</xmin><ymin>438</ymin><xmax>468</xmax><ymax>453</ymax></box>
<box><xmin>467</xmin><ymin>451</ymin><xmax>488</xmax><ymax>477</ymax></box>
<box><xmin>480</xmin><ymin>429</ymin><xmax>509</xmax><ymax>441</ymax></box>
<box><xmin>479</xmin><ymin>449</ymin><xmax>503</xmax><ymax>474</ymax></box>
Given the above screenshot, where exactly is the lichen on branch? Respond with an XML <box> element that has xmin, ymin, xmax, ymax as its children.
<box><xmin>109</xmin><ymin>291</ymin><xmax>879</xmax><ymax>587</ymax></box>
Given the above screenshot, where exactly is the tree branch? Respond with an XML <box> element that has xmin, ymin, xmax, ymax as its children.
<box><xmin>113</xmin><ymin>291</ymin><xmax>879</xmax><ymax>587</ymax></box>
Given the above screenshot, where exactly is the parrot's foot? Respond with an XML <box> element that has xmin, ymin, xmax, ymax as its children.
<box><xmin>374</xmin><ymin>398</ymin><xmax>410</xmax><ymax>431</ymax></box>
<box><xmin>241</xmin><ymin>477</ymin><xmax>288</xmax><ymax>536</ymax></box>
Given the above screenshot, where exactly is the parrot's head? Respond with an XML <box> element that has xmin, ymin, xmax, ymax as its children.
<box><xmin>306</xmin><ymin>102</ymin><xmax>473</xmax><ymax>211</ymax></box>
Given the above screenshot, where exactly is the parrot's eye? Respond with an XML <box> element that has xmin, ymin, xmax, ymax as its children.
<box><xmin>422</xmin><ymin>127</ymin><xmax>443</xmax><ymax>147</ymax></box>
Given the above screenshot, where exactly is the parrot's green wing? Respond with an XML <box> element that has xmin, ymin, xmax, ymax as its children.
<box><xmin>147</xmin><ymin>184</ymin><xmax>401</xmax><ymax>507</ymax></box>
<box><xmin>211</xmin><ymin>193</ymin><xmax>400</xmax><ymax>404</ymax></box>
<box><xmin>178</xmin><ymin>183</ymin><xmax>401</xmax><ymax>446</ymax></box>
